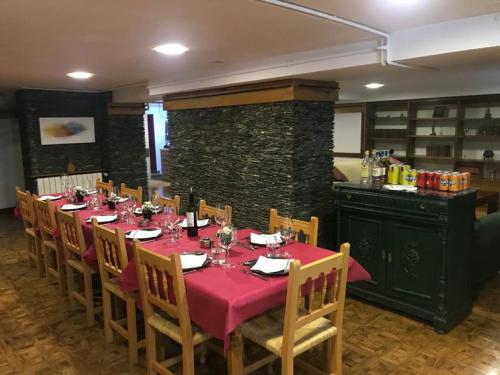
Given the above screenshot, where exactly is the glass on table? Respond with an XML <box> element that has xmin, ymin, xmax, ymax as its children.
<box><xmin>266</xmin><ymin>239</ymin><xmax>281</xmax><ymax>258</ymax></box>
<box><xmin>279</xmin><ymin>217</ymin><xmax>295</xmax><ymax>258</ymax></box>
<box><xmin>211</xmin><ymin>246</ymin><xmax>226</xmax><ymax>266</ymax></box>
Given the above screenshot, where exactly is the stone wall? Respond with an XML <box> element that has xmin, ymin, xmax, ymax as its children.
<box><xmin>104</xmin><ymin>115</ymin><xmax>148</xmax><ymax>193</ymax></box>
<box><xmin>165</xmin><ymin>100</ymin><xmax>335</xmax><ymax>247</ymax></box>
<box><xmin>15</xmin><ymin>89</ymin><xmax>147</xmax><ymax>194</ymax></box>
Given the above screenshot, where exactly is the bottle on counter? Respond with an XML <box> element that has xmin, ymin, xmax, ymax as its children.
<box><xmin>186</xmin><ymin>187</ymin><xmax>198</xmax><ymax>237</ymax></box>
<box><xmin>360</xmin><ymin>150</ymin><xmax>372</xmax><ymax>184</ymax></box>
<box><xmin>371</xmin><ymin>149</ymin><xmax>384</xmax><ymax>185</ymax></box>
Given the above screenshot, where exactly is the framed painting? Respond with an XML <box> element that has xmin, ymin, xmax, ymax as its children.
<box><xmin>39</xmin><ymin>117</ymin><xmax>95</xmax><ymax>145</ymax></box>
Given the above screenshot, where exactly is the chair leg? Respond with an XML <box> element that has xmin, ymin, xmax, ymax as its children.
<box><xmin>103</xmin><ymin>289</ymin><xmax>113</xmax><ymax>343</ymax></box>
<box><xmin>35</xmin><ymin>236</ymin><xmax>44</xmax><ymax>277</ymax></box>
<box><xmin>66</xmin><ymin>264</ymin><xmax>77</xmax><ymax>310</ymax></box>
<box><xmin>281</xmin><ymin>356</ymin><xmax>294</xmax><ymax>375</ymax></box>
<box><xmin>27</xmin><ymin>235</ymin><xmax>35</xmax><ymax>268</ymax></box>
<box><xmin>327</xmin><ymin>334</ymin><xmax>342</xmax><ymax>375</ymax></box>
<box><xmin>146</xmin><ymin>325</ymin><xmax>157</xmax><ymax>375</ymax></box>
<box><xmin>181</xmin><ymin>340</ymin><xmax>195</xmax><ymax>375</ymax></box>
<box><xmin>56</xmin><ymin>249</ymin><xmax>66</xmax><ymax>294</ymax></box>
<box><xmin>83</xmin><ymin>269</ymin><xmax>95</xmax><ymax>327</ymax></box>
<box><xmin>126</xmin><ymin>298</ymin><xmax>138</xmax><ymax>364</ymax></box>
<box><xmin>43</xmin><ymin>245</ymin><xmax>51</xmax><ymax>283</ymax></box>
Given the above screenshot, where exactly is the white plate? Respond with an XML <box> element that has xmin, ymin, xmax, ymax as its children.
<box><xmin>180</xmin><ymin>253</ymin><xmax>208</xmax><ymax>270</ymax></box>
<box><xmin>125</xmin><ymin>228</ymin><xmax>162</xmax><ymax>240</ymax></box>
<box><xmin>86</xmin><ymin>215</ymin><xmax>118</xmax><ymax>224</ymax></box>
<box><xmin>38</xmin><ymin>195</ymin><xmax>63</xmax><ymax>201</ymax></box>
<box><xmin>181</xmin><ymin>218</ymin><xmax>210</xmax><ymax>228</ymax></box>
<box><xmin>61</xmin><ymin>203</ymin><xmax>87</xmax><ymax>211</ymax></box>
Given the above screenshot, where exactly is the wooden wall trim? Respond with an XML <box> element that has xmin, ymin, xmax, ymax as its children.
<box><xmin>163</xmin><ymin>79</ymin><xmax>339</xmax><ymax>110</ymax></box>
<box><xmin>108</xmin><ymin>103</ymin><xmax>146</xmax><ymax>116</ymax></box>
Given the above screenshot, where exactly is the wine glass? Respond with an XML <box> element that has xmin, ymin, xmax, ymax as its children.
<box><xmin>266</xmin><ymin>239</ymin><xmax>281</xmax><ymax>258</ymax></box>
<box><xmin>126</xmin><ymin>196</ymin><xmax>136</xmax><ymax>224</ymax></box>
<box><xmin>280</xmin><ymin>217</ymin><xmax>294</xmax><ymax>258</ymax></box>
<box><xmin>151</xmin><ymin>189</ymin><xmax>160</xmax><ymax>212</ymax></box>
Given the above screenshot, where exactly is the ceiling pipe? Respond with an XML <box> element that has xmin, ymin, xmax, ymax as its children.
<box><xmin>254</xmin><ymin>0</ymin><xmax>435</xmax><ymax>70</ymax></box>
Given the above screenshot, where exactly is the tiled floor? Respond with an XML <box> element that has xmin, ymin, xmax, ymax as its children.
<box><xmin>1</xmin><ymin>212</ymin><xmax>499</xmax><ymax>374</ymax></box>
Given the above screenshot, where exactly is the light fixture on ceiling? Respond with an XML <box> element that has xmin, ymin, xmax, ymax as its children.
<box><xmin>153</xmin><ymin>43</ymin><xmax>189</xmax><ymax>56</ymax></box>
<box><xmin>66</xmin><ymin>71</ymin><xmax>94</xmax><ymax>79</ymax></box>
<box><xmin>365</xmin><ymin>82</ymin><xmax>384</xmax><ymax>89</ymax></box>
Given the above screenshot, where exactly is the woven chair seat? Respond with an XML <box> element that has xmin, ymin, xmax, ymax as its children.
<box><xmin>241</xmin><ymin>307</ymin><xmax>337</xmax><ymax>357</ymax></box>
<box><xmin>148</xmin><ymin>313</ymin><xmax>211</xmax><ymax>346</ymax></box>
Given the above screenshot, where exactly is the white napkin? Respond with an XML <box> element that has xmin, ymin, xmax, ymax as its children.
<box><xmin>250</xmin><ymin>232</ymin><xmax>282</xmax><ymax>245</ymax></box>
<box><xmin>117</xmin><ymin>197</ymin><xmax>128</xmax><ymax>203</ymax></box>
<box><xmin>61</xmin><ymin>203</ymin><xmax>87</xmax><ymax>210</ymax></box>
<box><xmin>180</xmin><ymin>253</ymin><xmax>208</xmax><ymax>270</ymax></box>
<box><xmin>125</xmin><ymin>228</ymin><xmax>162</xmax><ymax>240</ymax></box>
<box><xmin>85</xmin><ymin>189</ymin><xmax>97</xmax><ymax>195</ymax></box>
<box><xmin>383</xmin><ymin>184</ymin><xmax>418</xmax><ymax>192</ymax></box>
<box><xmin>181</xmin><ymin>218</ymin><xmax>210</xmax><ymax>228</ymax></box>
<box><xmin>134</xmin><ymin>206</ymin><xmax>161</xmax><ymax>214</ymax></box>
<box><xmin>38</xmin><ymin>195</ymin><xmax>62</xmax><ymax>201</ymax></box>
<box><xmin>86</xmin><ymin>215</ymin><xmax>118</xmax><ymax>224</ymax></box>
<box><xmin>251</xmin><ymin>256</ymin><xmax>293</xmax><ymax>274</ymax></box>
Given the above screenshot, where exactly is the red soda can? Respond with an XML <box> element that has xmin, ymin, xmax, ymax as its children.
<box><xmin>425</xmin><ymin>172</ymin><xmax>434</xmax><ymax>189</ymax></box>
<box><xmin>417</xmin><ymin>170</ymin><xmax>426</xmax><ymax>189</ymax></box>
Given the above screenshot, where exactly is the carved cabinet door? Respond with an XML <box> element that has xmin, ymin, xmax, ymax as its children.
<box><xmin>343</xmin><ymin>214</ymin><xmax>386</xmax><ymax>294</ymax></box>
<box><xmin>386</xmin><ymin>220</ymin><xmax>440</xmax><ymax>310</ymax></box>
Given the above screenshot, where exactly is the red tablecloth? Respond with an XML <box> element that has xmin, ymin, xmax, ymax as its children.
<box><xmin>52</xmin><ymin>197</ymin><xmax>371</xmax><ymax>348</ymax></box>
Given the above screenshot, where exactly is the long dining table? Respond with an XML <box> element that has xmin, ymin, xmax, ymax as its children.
<box><xmin>52</xmin><ymin>196</ymin><xmax>370</xmax><ymax>374</ymax></box>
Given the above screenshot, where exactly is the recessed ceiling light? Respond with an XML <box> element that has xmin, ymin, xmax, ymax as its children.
<box><xmin>153</xmin><ymin>43</ymin><xmax>189</xmax><ymax>56</ymax></box>
<box><xmin>365</xmin><ymin>82</ymin><xmax>384</xmax><ymax>89</ymax></box>
<box><xmin>66</xmin><ymin>71</ymin><xmax>94</xmax><ymax>79</ymax></box>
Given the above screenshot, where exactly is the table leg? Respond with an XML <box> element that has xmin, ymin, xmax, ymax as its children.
<box><xmin>228</xmin><ymin>329</ymin><xmax>244</xmax><ymax>375</ymax></box>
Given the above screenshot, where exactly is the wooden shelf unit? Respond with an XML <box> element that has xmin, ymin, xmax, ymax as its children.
<box><xmin>364</xmin><ymin>94</ymin><xmax>500</xmax><ymax>188</ymax></box>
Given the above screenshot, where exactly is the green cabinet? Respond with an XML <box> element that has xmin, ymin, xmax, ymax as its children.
<box><xmin>334</xmin><ymin>183</ymin><xmax>476</xmax><ymax>333</ymax></box>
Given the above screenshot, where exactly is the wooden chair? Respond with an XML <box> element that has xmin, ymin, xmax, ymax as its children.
<box><xmin>120</xmin><ymin>183</ymin><xmax>143</xmax><ymax>205</ymax></box>
<box><xmin>57</xmin><ymin>209</ymin><xmax>98</xmax><ymax>326</ymax></box>
<box><xmin>198</xmin><ymin>200</ymin><xmax>232</xmax><ymax>225</ymax></box>
<box><xmin>159</xmin><ymin>195</ymin><xmax>181</xmax><ymax>214</ymax></box>
<box><xmin>33</xmin><ymin>198</ymin><xmax>66</xmax><ymax>293</ymax></box>
<box><xmin>92</xmin><ymin>219</ymin><xmax>145</xmax><ymax>364</ymax></box>
<box><xmin>133</xmin><ymin>241</ymin><xmax>211</xmax><ymax>375</ymax></box>
<box><xmin>15</xmin><ymin>187</ymin><xmax>44</xmax><ymax>277</ymax></box>
<box><xmin>268</xmin><ymin>208</ymin><xmax>319</xmax><ymax>247</ymax></box>
<box><xmin>96</xmin><ymin>178</ymin><xmax>113</xmax><ymax>194</ymax></box>
<box><xmin>240</xmin><ymin>243</ymin><xmax>350</xmax><ymax>375</ymax></box>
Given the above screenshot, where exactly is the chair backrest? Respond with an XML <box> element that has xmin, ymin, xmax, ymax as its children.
<box><xmin>96</xmin><ymin>178</ymin><xmax>113</xmax><ymax>194</ymax></box>
<box><xmin>199</xmin><ymin>200</ymin><xmax>232</xmax><ymax>225</ymax></box>
<box><xmin>282</xmin><ymin>243</ymin><xmax>350</xmax><ymax>357</ymax></box>
<box><xmin>120</xmin><ymin>183</ymin><xmax>143</xmax><ymax>205</ymax></box>
<box><xmin>268</xmin><ymin>208</ymin><xmax>319</xmax><ymax>247</ymax></box>
<box><xmin>33</xmin><ymin>198</ymin><xmax>58</xmax><ymax>241</ymax></box>
<box><xmin>159</xmin><ymin>195</ymin><xmax>181</xmax><ymax>213</ymax></box>
<box><xmin>16</xmin><ymin>187</ymin><xmax>37</xmax><ymax>229</ymax></box>
<box><xmin>91</xmin><ymin>218</ymin><xmax>128</xmax><ymax>282</ymax></box>
<box><xmin>133</xmin><ymin>241</ymin><xmax>194</xmax><ymax>342</ymax></box>
<box><xmin>56</xmin><ymin>209</ymin><xmax>87</xmax><ymax>258</ymax></box>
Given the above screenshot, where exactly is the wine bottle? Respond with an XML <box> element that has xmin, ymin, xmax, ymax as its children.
<box><xmin>360</xmin><ymin>150</ymin><xmax>372</xmax><ymax>184</ymax></box>
<box><xmin>186</xmin><ymin>187</ymin><xmax>198</xmax><ymax>237</ymax></box>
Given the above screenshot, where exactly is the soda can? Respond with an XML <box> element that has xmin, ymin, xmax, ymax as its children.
<box><xmin>417</xmin><ymin>170</ymin><xmax>426</xmax><ymax>189</ymax></box>
<box><xmin>449</xmin><ymin>173</ymin><xmax>460</xmax><ymax>192</ymax></box>
<box><xmin>461</xmin><ymin>172</ymin><xmax>471</xmax><ymax>190</ymax></box>
<box><xmin>389</xmin><ymin>165</ymin><xmax>400</xmax><ymax>185</ymax></box>
<box><xmin>433</xmin><ymin>171</ymin><xmax>442</xmax><ymax>190</ymax></box>
<box><xmin>425</xmin><ymin>171</ymin><xmax>434</xmax><ymax>189</ymax></box>
<box><xmin>401</xmin><ymin>169</ymin><xmax>410</xmax><ymax>185</ymax></box>
<box><xmin>409</xmin><ymin>169</ymin><xmax>418</xmax><ymax>187</ymax></box>
<box><xmin>439</xmin><ymin>173</ymin><xmax>450</xmax><ymax>191</ymax></box>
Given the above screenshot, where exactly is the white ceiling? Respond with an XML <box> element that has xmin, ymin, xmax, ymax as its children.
<box><xmin>1</xmin><ymin>0</ymin><xmax>500</xmax><ymax>101</ymax></box>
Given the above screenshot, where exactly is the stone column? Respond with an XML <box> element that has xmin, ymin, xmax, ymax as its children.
<box><xmin>164</xmin><ymin>80</ymin><xmax>337</xmax><ymax>247</ymax></box>
<box><xmin>103</xmin><ymin>104</ymin><xmax>148</xmax><ymax>193</ymax></box>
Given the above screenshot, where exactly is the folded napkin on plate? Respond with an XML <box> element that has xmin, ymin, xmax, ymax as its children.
<box><xmin>117</xmin><ymin>197</ymin><xmax>128</xmax><ymax>203</ymax></box>
<box><xmin>125</xmin><ymin>228</ymin><xmax>162</xmax><ymax>240</ymax></box>
<box><xmin>383</xmin><ymin>184</ymin><xmax>418</xmax><ymax>192</ymax></box>
<box><xmin>85</xmin><ymin>189</ymin><xmax>97</xmax><ymax>195</ymax></box>
<box><xmin>180</xmin><ymin>253</ymin><xmax>208</xmax><ymax>270</ymax></box>
<box><xmin>86</xmin><ymin>215</ymin><xmax>117</xmax><ymax>223</ymax></box>
<box><xmin>250</xmin><ymin>232</ymin><xmax>282</xmax><ymax>245</ymax></box>
<box><xmin>251</xmin><ymin>256</ymin><xmax>294</xmax><ymax>274</ymax></box>
<box><xmin>61</xmin><ymin>203</ymin><xmax>87</xmax><ymax>210</ymax></box>
<box><xmin>134</xmin><ymin>206</ymin><xmax>161</xmax><ymax>214</ymax></box>
<box><xmin>38</xmin><ymin>195</ymin><xmax>62</xmax><ymax>201</ymax></box>
<box><xmin>181</xmin><ymin>218</ymin><xmax>210</xmax><ymax>227</ymax></box>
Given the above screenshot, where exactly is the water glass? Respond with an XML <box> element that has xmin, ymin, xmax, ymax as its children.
<box><xmin>211</xmin><ymin>246</ymin><xmax>226</xmax><ymax>266</ymax></box>
<box><xmin>266</xmin><ymin>239</ymin><xmax>281</xmax><ymax>258</ymax></box>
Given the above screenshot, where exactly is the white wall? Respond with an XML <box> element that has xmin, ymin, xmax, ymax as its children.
<box><xmin>0</xmin><ymin>118</ymin><xmax>24</xmax><ymax>208</ymax></box>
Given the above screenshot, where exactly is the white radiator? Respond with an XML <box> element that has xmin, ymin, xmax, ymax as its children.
<box><xmin>36</xmin><ymin>172</ymin><xmax>104</xmax><ymax>195</ymax></box>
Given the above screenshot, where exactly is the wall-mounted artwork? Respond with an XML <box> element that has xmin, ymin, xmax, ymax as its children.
<box><xmin>39</xmin><ymin>117</ymin><xmax>95</xmax><ymax>145</ymax></box>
